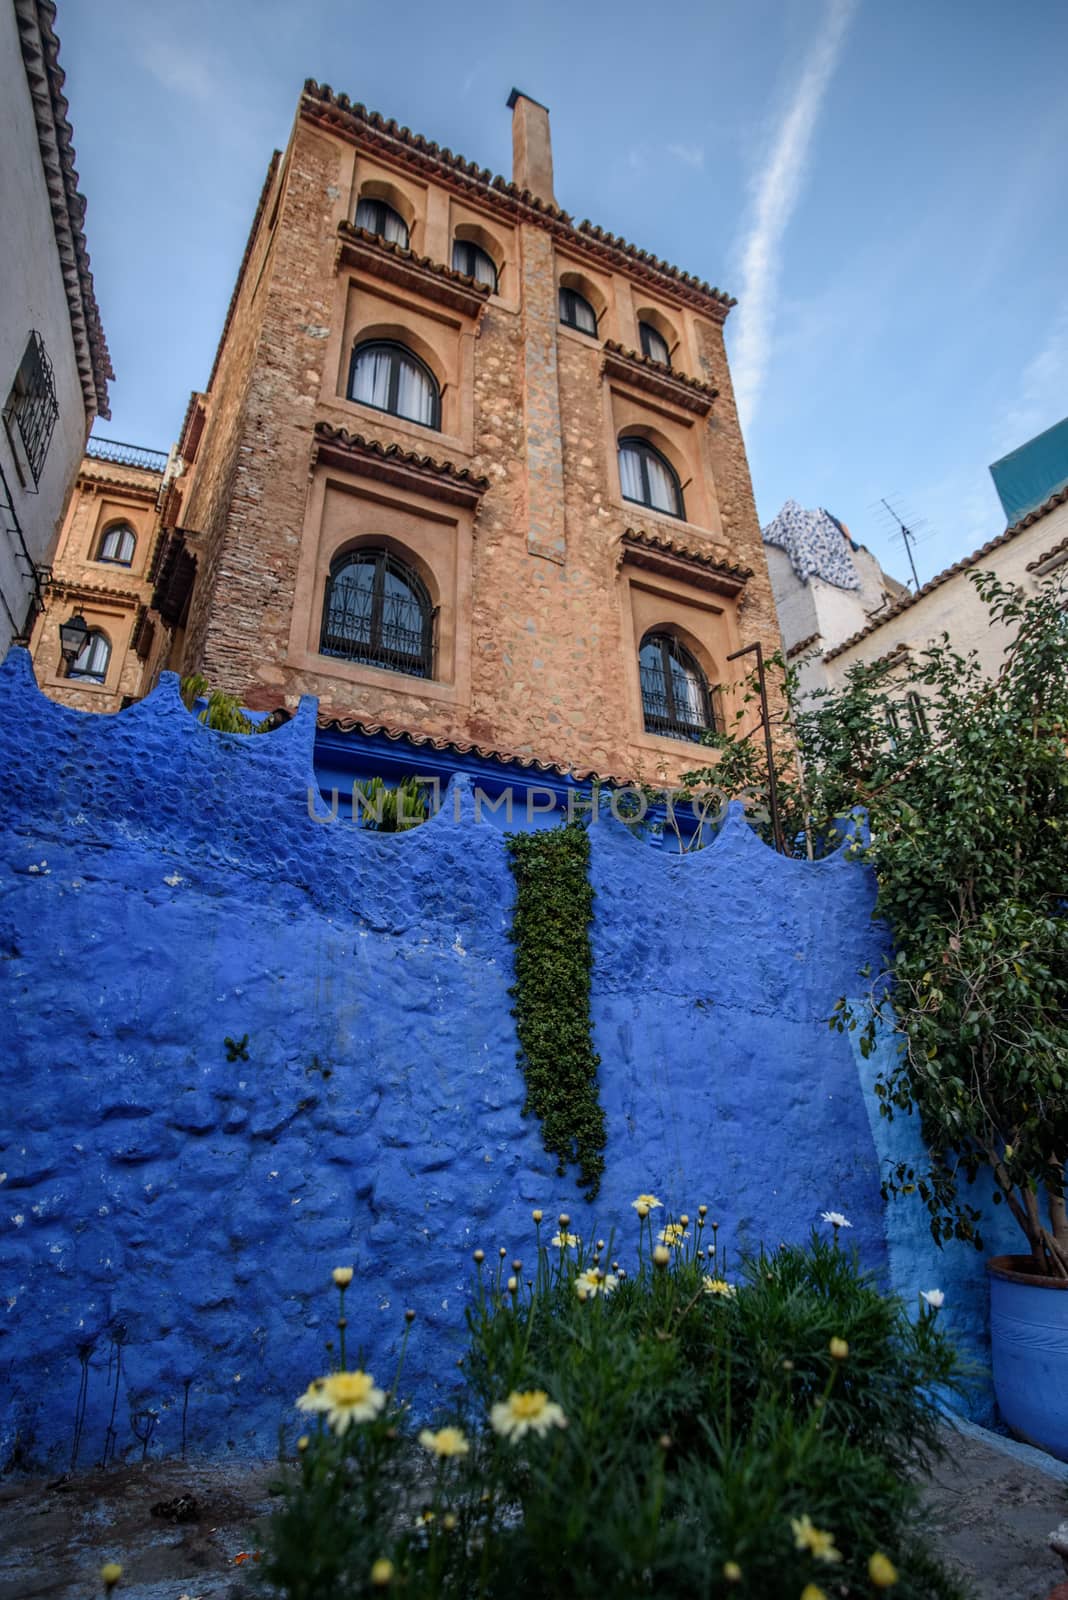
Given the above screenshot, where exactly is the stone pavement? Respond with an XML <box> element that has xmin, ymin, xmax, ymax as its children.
<box><xmin>0</xmin><ymin>1421</ymin><xmax>1065</xmax><ymax>1599</ymax></box>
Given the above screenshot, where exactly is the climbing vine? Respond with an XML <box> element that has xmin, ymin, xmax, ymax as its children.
<box><xmin>506</xmin><ymin>825</ymin><xmax>606</xmax><ymax>1197</ymax></box>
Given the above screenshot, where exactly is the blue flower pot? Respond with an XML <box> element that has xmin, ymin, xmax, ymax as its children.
<box><xmin>988</xmin><ymin>1254</ymin><xmax>1068</xmax><ymax>1461</ymax></box>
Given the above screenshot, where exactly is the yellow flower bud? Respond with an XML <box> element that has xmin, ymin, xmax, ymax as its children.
<box><xmin>829</xmin><ymin>1336</ymin><xmax>849</xmax><ymax>1361</ymax></box>
<box><xmin>868</xmin><ymin>1552</ymin><xmax>898</xmax><ymax>1588</ymax></box>
<box><xmin>680</xmin><ymin>1214</ymin><xmax>690</xmax><ymax>1226</ymax></box>
<box><xmin>636</xmin><ymin>1202</ymin><xmax>650</xmax><ymax>1218</ymax></box>
<box><xmin>506</xmin><ymin>1276</ymin><xmax>518</xmax><ymax>1293</ymax></box>
<box><xmin>800</xmin><ymin>1587</ymin><xmax>828</xmax><ymax>1600</ymax></box>
<box><xmin>370</xmin><ymin>1557</ymin><xmax>394</xmax><ymax>1586</ymax></box>
<box><xmin>443</xmin><ymin>1512</ymin><xmax>457</xmax><ymax>1531</ymax></box>
<box><xmin>332</xmin><ymin>1266</ymin><xmax>354</xmax><ymax>1288</ymax></box>
<box><xmin>723</xmin><ymin>1560</ymin><xmax>742</xmax><ymax>1582</ymax></box>
<box><xmin>297</xmin><ymin>1434</ymin><xmax>309</xmax><ymax>1452</ymax></box>
<box><xmin>558</xmin><ymin>1213</ymin><xmax>570</xmax><ymax>1227</ymax></box>
<box><xmin>473</xmin><ymin>1249</ymin><xmax>484</xmax><ymax>1264</ymax></box>
<box><xmin>698</xmin><ymin>1204</ymin><xmax>708</xmax><ymax>1217</ymax></box>
<box><xmin>100</xmin><ymin>1565</ymin><xmax>123</xmax><ymax>1592</ymax></box>
<box><xmin>653</xmin><ymin>1245</ymin><xmax>671</xmax><ymax>1268</ymax></box>
<box><xmin>532</xmin><ymin>1209</ymin><xmax>543</xmax><ymax>1223</ymax></box>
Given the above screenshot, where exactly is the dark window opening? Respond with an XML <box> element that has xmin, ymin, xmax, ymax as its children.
<box><xmin>559</xmin><ymin>286</ymin><xmax>598</xmax><ymax>336</ymax></box>
<box><xmin>348</xmin><ymin>342</ymin><xmax>440</xmax><ymax>429</ymax></box>
<box><xmin>320</xmin><ymin>550</ymin><xmax>435</xmax><ymax>679</ymax></box>
<box><xmin>452</xmin><ymin>240</ymin><xmax>498</xmax><ymax>291</ymax></box>
<box><xmin>354</xmin><ymin>197</ymin><xmax>410</xmax><ymax>248</ymax></box>
<box><xmin>4</xmin><ymin>331</ymin><xmax>58</xmax><ymax>490</ymax></box>
<box><xmin>618</xmin><ymin>437</ymin><xmax>685</xmax><ymax>518</ymax></box>
<box><xmin>906</xmin><ymin>691</ymin><xmax>929</xmax><ymax>738</ymax></box>
<box><xmin>639</xmin><ymin>632</ymin><xmax>715</xmax><ymax>742</ymax></box>
<box><xmin>639</xmin><ymin>322</ymin><xmax>671</xmax><ymax>366</ymax></box>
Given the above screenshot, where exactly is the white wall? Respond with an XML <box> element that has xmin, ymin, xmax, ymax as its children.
<box><xmin>0</xmin><ymin>0</ymin><xmax>91</xmax><ymax>654</ymax></box>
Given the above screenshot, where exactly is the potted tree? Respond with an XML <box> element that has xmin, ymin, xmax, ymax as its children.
<box><xmin>687</xmin><ymin>572</ymin><xmax>1068</xmax><ymax>1455</ymax></box>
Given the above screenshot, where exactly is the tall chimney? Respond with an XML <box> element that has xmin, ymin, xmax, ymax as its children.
<box><xmin>507</xmin><ymin>88</ymin><xmax>555</xmax><ymax>205</ymax></box>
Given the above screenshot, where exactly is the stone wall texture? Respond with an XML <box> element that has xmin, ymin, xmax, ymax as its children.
<box><xmin>0</xmin><ymin>649</ymin><xmax>1016</xmax><ymax>1469</ymax></box>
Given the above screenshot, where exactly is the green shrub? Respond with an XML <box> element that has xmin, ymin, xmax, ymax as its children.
<box><xmin>259</xmin><ymin>1204</ymin><xmax>966</xmax><ymax>1599</ymax></box>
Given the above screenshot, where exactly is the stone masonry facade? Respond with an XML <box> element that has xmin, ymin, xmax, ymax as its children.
<box><xmin>151</xmin><ymin>85</ymin><xmax>784</xmax><ymax>785</ymax></box>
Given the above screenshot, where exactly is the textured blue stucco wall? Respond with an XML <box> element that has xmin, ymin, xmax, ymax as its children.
<box><xmin>0</xmin><ymin>649</ymin><xmax>1008</xmax><ymax>1467</ymax></box>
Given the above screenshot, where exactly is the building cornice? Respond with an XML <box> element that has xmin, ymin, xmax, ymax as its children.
<box><xmin>301</xmin><ymin>82</ymin><xmax>736</xmax><ymax>321</ymax></box>
<box><xmin>619</xmin><ymin>528</ymin><xmax>751</xmax><ymax>596</ymax></box>
<box><xmin>335</xmin><ymin>223</ymin><xmax>491</xmax><ymax>318</ymax></box>
<box><xmin>825</xmin><ymin>486</ymin><xmax>1068</xmax><ymax>663</ymax></box>
<box><xmin>13</xmin><ymin>0</ymin><xmax>112</xmax><ymax>419</ymax></box>
<box><xmin>43</xmin><ymin>576</ymin><xmax>141</xmax><ymax>609</ymax></box>
<box><xmin>601</xmin><ymin>341</ymin><xmax>718</xmax><ymax>416</ymax></box>
<box><xmin>313</xmin><ymin>422</ymin><xmax>490</xmax><ymax>508</ymax></box>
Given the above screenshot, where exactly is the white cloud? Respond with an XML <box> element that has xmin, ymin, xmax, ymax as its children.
<box><xmin>136</xmin><ymin>37</ymin><xmax>220</xmax><ymax>105</ymax></box>
<box><xmin>730</xmin><ymin>0</ymin><xmax>857</xmax><ymax>431</ymax></box>
<box><xmin>992</xmin><ymin>299</ymin><xmax>1068</xmax><ymax>459</ymax></box>
<box><xmin>667</xmin><ymin>142</ymin><xmax>705</xmax><ymax>170</ymax></box>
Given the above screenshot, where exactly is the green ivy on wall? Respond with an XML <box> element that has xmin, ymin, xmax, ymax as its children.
<box><xmin>506</xmin><ymin>825</ymin><xmax>606</xmax><ymax>1197</ymax></box>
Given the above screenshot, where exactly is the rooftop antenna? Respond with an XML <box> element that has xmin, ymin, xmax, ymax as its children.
<box><xmin>880</xmin><ymin>497</ymin><xmax>921</xmax><ymax>591</ymax></box>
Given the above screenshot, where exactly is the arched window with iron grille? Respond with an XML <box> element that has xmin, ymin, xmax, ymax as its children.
<box><xmin>618</xmin><ymin>437</ymin><xmax>685</xmax><ymax>519</ymax></box>
<box><xmin>320</xmin><ymin>550</ymin><xmax>435</xmax><ymax>679</ymax></box>
<box><xmin>348</xmin><ymin>341</ymin><xmax>441</xmax><ymax>430</ymax></box>
<box><xmin>639</xmin><ymin>631</ymin><xmax>715</xmax><ymax>742</ymax></box>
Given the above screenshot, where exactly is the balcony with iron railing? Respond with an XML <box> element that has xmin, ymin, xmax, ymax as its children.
<box><xmin>85</xmin><ymin>437</ymin><xmax>169</xmax><ymax>474</ymax></box>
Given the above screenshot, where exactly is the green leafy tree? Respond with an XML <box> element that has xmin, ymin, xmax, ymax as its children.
<box><xmin>686</xmin><ymin>573</ymin><xmax>1068</xmax><ymax>1274</ymax></box>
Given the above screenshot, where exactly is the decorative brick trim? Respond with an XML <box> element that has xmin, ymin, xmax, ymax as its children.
<box><xmin>619</xmin><ymin>529</ymin><xmax>751</xmax><ymax>596</ymax></box>
<box><xmin>313</xmin><ymin>422</ymin><xmax>490</xmax><ymax>508</ymax></box>
<box><xmin>301</xmin><ymin>82</ymin><xmax>735</xmax><ymax>319</ymax></box>
<box><xmin>601</xmin><ymin>341</ymin><xmax>718</xmax><ymax>416</ymax></box>
<box><xmin>335</xmin><ymin>223</ymin><xmax>491</xmax><ymax>318</ymax></box>
<box><xmin>13</xmin><ymin>0</ymin><xmax>112</xmax><ymax>418</ymax></box>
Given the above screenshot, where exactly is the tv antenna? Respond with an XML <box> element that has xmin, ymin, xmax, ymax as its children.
<box><xmin>880</xmin><ymin>498</ymin><xmax>922</xmax><ymax>591</ymax></box>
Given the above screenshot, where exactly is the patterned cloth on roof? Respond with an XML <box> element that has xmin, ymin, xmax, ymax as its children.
<box><xmin>762</xmin><ymin>500</ymin><xmax>860</xmax><ymax>590</ymax></box>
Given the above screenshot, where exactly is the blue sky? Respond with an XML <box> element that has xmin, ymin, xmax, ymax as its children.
<box><xmin>60</xmin><ymin>0</ymin><xmax>1068</xmax><ymax>585</ymax></box>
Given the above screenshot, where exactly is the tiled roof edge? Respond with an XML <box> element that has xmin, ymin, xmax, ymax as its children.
<box><xmin>622</xmin><ymin>526</ymin><xmax>752</xmax><ymax>581</ymax></box>
<box><xmin>824</xmin><ymin>486</ymin><xmax>1068</xmax><ymax>662</ymax></box>
<box><xmin>317</xmin><ymin>713</ymin><xmax>635</xmax><ymax>787</ymax></box>
<box><xmin>14</xmin><ymin>0</ymin><xmax>112</xmax><ymax>418</ymax></box>
<box><xmin>302</xmin><ymin>81</ymin><xmax>736</xmax><ymax>313</ymax></box>
<box><xmin>313</xmin><ymin>422</ymin><xmax>490</xmax><ymax>489</ymax></box>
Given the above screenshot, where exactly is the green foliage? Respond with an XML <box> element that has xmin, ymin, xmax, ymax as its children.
<box><xmin>180</xmin><ymin>673</ymin><xmax>267</xmax><ymax>735</ymax></box>
<box><xmin>353</xmin><ymin>774</ymin><xmax>431</xmax><ymax>832</ymax></box>
<box><xmin>259</xmin><ymin>1216</ymin><xmax>966</xmax><ymax>1599</ymax></box>
<box><xmin>505</xmin><ymin>826</ymin><xmax>606</xmax><ymax>1196</ymax></box>
<box><xmin>693</xmin><ymin>572</ymin><xmax>1068</xmax><ymax>1273</ymax></box>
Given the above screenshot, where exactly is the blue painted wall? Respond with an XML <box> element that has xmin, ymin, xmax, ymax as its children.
<box><xmin>0</xmin><ymin>649</ymin><xmax>1013</xmax><ymax>1468</ymax></box>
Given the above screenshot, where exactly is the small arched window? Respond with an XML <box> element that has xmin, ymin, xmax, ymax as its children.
<box><xmin>639</xmin><ymin>321</ymin><xmax>671</xmax><ymax>366</ymax></box>
<box><xmin>639</xmin><ymin>632</ymin><xmax>715</xmax><ymax>743</ymax></box>
<box><xmin>559</xmin><ymin>285</ymin><xmax>598</xmax><ymax>336</ymax></box>
<box><xmin>618</xmin><ymin>437</ymin><xmax>684</xmax><ymax>518</ymax></box>
<box><xmin>97</xmin><ymin>523</ymin><xmax>136</xmax><ymax>565</ymax></box>
<box><xmin>349</xmin><ymin>342</ymin><xmax>440</xmax><ymax>429</ymax></box>
<box><xmin>320</xmin><ymin>550</ymin><xmax>435</xmax><ymax>679</ymax></box>
<box><xmin>452</xmin><ymin>239</ymin><xmax>498</xmax><ymax>291</ymax></box>
<box><xmin>355</xmin><ymin>197</ymin><xmax>409</xmax><ymax>248</ymax></box>
<box><xmin>68</xmin><ymin>629</ymin><xmax>111</xmax><ymax>684</ymax></box>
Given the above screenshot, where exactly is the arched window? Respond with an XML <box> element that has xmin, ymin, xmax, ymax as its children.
<box><xmin>97</xmin><ymin>523</ymin><xmax>136</xmax><ymax>565</ymax></box>
<box><xmin>639</xmin><ymin>321</ymin><xmax>671</xmax><ymax>366</ymax></box>
<box><xmin>452</xmin><ymin>239</ymin><xmax>498</xmax><ymax>291</ymax></box>
<box><xmin>320</xmin><ymin>550</ymin><xmax>434</xmax><ymax>679</ymax></box>
<box><xmin>68</xmin><ymin>629</ymin><xmax>111</xmax><ymax>684</ymax></box>
<box><xmin>348</xmin><ymin>342</ymin><xmax>440</xmax><ymax>429</ymax></box>
<box><xmin>355</xmin><ymin>197</ymin><xmax>409</xmax><ymax>248</ymax></box>
<box><xmin>559</xmin><ymin>285</ymin><xmax>598</xmax><ymax>336</ymax></box>
<box><xmin>639</xmin><ymin>632</ymin><xmax>715</xmax><ymax>742</ymax></box>
<box><xmin>618</xmin><ymin>437</ymin><xmax>684</xmax><ymax>518</ymax></box>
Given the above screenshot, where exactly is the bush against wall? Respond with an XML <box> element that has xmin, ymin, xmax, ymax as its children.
<box><xmin>505</xmin><ymin>827</ymin><xmax>606</xmax><ymax>1197</ymax></box>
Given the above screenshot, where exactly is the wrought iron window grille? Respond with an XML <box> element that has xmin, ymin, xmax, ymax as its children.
<box><xmin>4</xmin><ymin>331</ymin><xmax>58</xmax><ymax>491</ymax></box>
<box><xmin>639</xmin><ymin>632</ymin><xmax>716</xmax><ymax>743</ymax></box>
<box><xmin>320</xmin><ymin>552</ymin><xmax>436</xmax><ymax>680</ymax></box>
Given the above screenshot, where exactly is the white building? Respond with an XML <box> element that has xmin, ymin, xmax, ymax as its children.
<box><xmin>0</xmin><ymin>0</ymin><xmax>111</xmax><ymax>654</ymax></box>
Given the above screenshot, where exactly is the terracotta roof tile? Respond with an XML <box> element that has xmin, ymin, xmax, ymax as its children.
<box><xmin>313</xmin><ymin>423</ymin><xmax>489</xmax><ymax>502</ymax></box>
<box><xmin>601</xmin><ymin>341</ymin><xmax>718</xmax><ymax>414</ymax></box>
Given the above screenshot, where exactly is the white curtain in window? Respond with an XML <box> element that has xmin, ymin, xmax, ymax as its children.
<box><xmin>618</xmin><ymin>443</ymin><xmax>644</xmax><ymax>503</ymax></box>
<box><xmin>73</xmin><ymin>633</ymin><xmax>110</xmax><ymax>679</ymax></box>
<box><xmin>645</xmin><ymin>452</ymin><xmax>679</xmax><ymax>514</ymax></box>
<box><xmin>395</xmin><ymin>357</ymin><xmax>435</xmax><ymax>426</ymax></box>
<box><xmin>351</xmin><ymin>348</ymin><xmax>393</xmax><ymax>411</ymax></box>
<box><xmin>382</xmin><ymin>208</ymin><xmax>408</xmax><ymax>246</ymax></box>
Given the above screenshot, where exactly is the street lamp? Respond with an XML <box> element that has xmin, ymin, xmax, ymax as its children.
<box><xmin>58</xmin><ymin>611</ymin><xmax>88</xmax><ymax>672</ymax></box>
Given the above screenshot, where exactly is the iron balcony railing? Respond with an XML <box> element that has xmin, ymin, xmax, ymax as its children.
<box><xmin>320</xmin><ymin>573</ymin><xmax>436</xmax><ymax>679</ymax></box>
<box><xmin>86</xmin><ymin>437</ymin><xmax>169</xmax><ymax>473</ymax></box>
<box><xmin>640</xmin><ymin>661</ymin><xmax>712</xmax><ymax>743</ymax></box>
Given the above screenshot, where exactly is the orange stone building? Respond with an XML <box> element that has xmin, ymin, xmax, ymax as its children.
<box><xmin>43</xmin><ymin>83</ymin><xmax>785</xmax><ymax>789</ymax></box>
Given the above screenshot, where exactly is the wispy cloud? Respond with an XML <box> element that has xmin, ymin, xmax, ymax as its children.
<box><xmin>136</xmin><ymin>36</ymin><xmax>221</xmax><ymax>105</ymax></box>
<box><xmin>667</xmin><ymin>141</ymin><xmax>704</xmax><ymax>170</ymax></box>
<box><xmin>992</xmin><ymin>298</ymin><xmax>1068</xmax><ymax>458</ymax></box>
<box><xmin>731</xmin><ymin>0</ymin><xmax>857</xmax><ymax>431</ymax></box>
